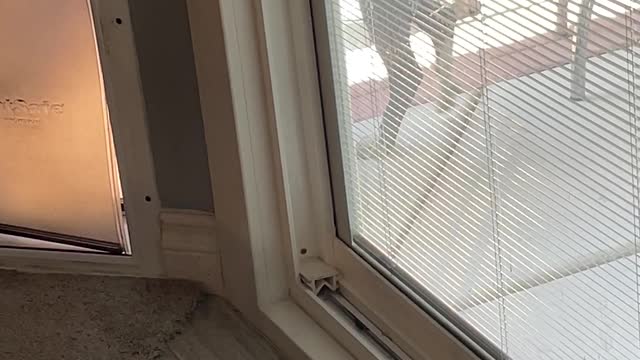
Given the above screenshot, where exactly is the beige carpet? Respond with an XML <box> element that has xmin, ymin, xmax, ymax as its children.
<box><xmin>167</xmin><ymin>297</ymin><xmax>282</xmax><ymax>360</ymax></box>
<box><xmin>0</xmin><ymin>270</ymin><xmax>202</xmax><ymax>360</ymax></box>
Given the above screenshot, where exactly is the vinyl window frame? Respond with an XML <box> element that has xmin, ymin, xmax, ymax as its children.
<box><xmin>189</xmin><ymin>0</ymin><xmax>491</xmax><ymax>358</ymax></box>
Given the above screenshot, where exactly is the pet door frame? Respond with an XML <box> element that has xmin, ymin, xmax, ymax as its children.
<box><xmin>0</xmin><ymin>0</ymin><xmax>163</xmax><ymax>277</ymax></box>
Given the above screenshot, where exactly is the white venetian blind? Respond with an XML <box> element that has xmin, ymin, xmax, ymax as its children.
<box><xmin>319</xmin><ymin>0</ymin><xmax>640</xmax><ymax>357</ymax></box>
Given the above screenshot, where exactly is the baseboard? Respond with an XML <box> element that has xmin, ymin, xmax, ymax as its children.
<box><xmin>0</xmin><ymin>209</ymin><xmax>223</xmax><ymax>294</ymax></box>
<box><xmin>160</xmin><ymin>209</ymin><xmax>217</xmax><ymax>252</ymax></box>
<box><xmin>160</xmin><ymin>208</ymin><xmax>222</xmax><ymax>294</ymax></box>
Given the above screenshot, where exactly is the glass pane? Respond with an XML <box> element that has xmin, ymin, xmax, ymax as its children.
<box><xmin>0</xmin><ymin>0</ymin><xmax>124</xmax><ymax>246</ymax></box>
<box><xmin>320</xmin><ymin>0</ymin><xmax>640</xmax><ymax>357</ymax></box>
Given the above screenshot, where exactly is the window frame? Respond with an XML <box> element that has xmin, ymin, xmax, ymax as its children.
<box><xmin>0</xmin><ymin>0</ymin><xmax>163</xmax><ymax>277</ymax></box>
<box><xmin>310</xmin><ymin>1</ymin><xmax>504</xmax><ymax>358</ymax></box>
<box><xmin>190</xmin><ymin>0</ymin><xmax>493</xmax><ymax>358</ymax></box>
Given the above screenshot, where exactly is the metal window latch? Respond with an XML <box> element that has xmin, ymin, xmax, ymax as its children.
<box><xmin>299</xmin><ymin>257</ymin><xmax>340</xmax><ymax>295</ymax></box>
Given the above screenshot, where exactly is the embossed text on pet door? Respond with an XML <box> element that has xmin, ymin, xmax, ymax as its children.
<box><xmin>0</xmin><ymin>0</ymin><xmax>128</xmax><ymax>254</ymax></box>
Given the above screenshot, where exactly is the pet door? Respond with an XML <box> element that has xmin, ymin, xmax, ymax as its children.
<box><xmin>0</xmin><ymin>0</ymin><xmax>128</xmax><ymax>254</ymax></box>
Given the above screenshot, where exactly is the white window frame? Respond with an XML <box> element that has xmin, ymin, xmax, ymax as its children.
<box><xmin>189</xmin><ymin>0</ymin><xmax>493</xmax><ymax>358</ymax></box>
<box><xmin>0</xmin><ymin>0</ymin><xmax>163</xmax><ymax>277</ymax></box>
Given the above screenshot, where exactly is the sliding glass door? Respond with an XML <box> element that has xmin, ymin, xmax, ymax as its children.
<box><xmin>316</xmin><ymin>0</ymin><xmax>640</xmax><ymax>357</ymax></box>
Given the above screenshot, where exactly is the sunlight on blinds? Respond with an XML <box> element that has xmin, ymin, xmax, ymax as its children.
<box><xmin>321</xmin><ymin>0</ymin><xmax>640</xmax><ymax>357</ymax></box>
